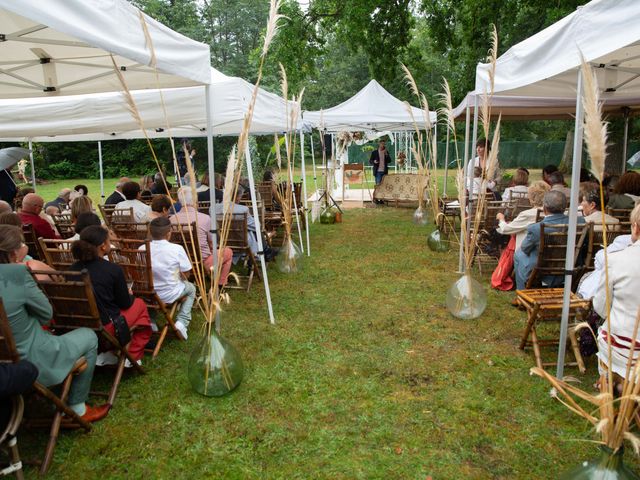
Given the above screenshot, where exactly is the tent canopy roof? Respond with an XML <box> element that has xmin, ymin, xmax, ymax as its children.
<box><xmin>475</xmin><ymin>0</ymin><xmax>640</xmax><ymax>100</ymax></box>
<box><xmin>303</xmin><ymin>79</ymin><xmax>436</xmax><ymax>132</ymax></box>
<box><xmin>0</xmin><ymin>0</ymin><xmax>211</xmax><ymax>98</ymax></box>
<box><xmin>0</xmin><ymin>68</ymin><xmax>299</xmax><ymax>141</ymax></box>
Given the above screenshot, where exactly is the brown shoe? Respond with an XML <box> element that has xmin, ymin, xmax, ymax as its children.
<box><xmin>81</xmin><ymin>404</ymin><xmax>111</xmax><ymax>423</ymax></box>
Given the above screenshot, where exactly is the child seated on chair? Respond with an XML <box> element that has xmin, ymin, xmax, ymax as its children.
<box><xmin>143</xmin><ymin>217</ymin><xmax>196</xmax><ymax>340</ymax></box>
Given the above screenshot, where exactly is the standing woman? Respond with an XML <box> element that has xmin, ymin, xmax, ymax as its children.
<box><xmin>70</xmin><ymin>225</ymin><xmax>152</xmax><ymax>367</ymax></box>
<box><xmin>0</xmin><ymin>225</ymin><xmax>108</xmax><ymax>422</ymax></box>
<box><xmin>369</xmin><ymin>138</ymin><xmax>391</xmax><ymax>186</ymax></box>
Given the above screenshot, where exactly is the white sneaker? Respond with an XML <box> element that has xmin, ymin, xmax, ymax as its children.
<box><xmin>174</xmin><ymin>321</ymin><xmax>188</xmax><ymax>340</ymax></box>
<box><xmin>124</xmin><ymin>358</ymin><xmax>142</xmax><ymax>369</ymax></box>
<box><xmin>96</xmin><ymin>351</ymin><xmax>118</xmax><ymax>366</ymax></box>
<box><xmin>150</xmin><ymin>320</ymin><xmax>159</xmax><ymax>333</ymax></box>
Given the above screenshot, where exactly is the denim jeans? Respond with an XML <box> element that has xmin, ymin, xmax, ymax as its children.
<box><xmin>375</xmin><ymin>171</ymin><xmax>385</xmax><ymax>185</ymax></box>
<box><xmin>176</xmin><ymin>281</ymin><xmax>197</xmax><ymax>328</ymax></box>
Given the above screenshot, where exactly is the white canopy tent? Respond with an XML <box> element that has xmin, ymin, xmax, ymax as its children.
<box><xmin>303</xmin><ymin>80</ymin><xmax>437</xmax><ymax>200</ymax></box>
<box><xmin>472</xmin><ymin>0</ymin><xmax>640</xmax><ymax>376</ymax></box>
<box><xmin>0</xmin><ymin>0</ymin><xmax>276</xmax><ymax>325</ymax></box>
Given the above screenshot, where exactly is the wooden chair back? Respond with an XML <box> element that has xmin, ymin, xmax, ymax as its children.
<box><xmin>52</xmin><ymin>212</ymin><xmax>75</xmax><ymax>239</ymax></box>
<box><xmin>169</xmin><ymin>222</ymin><xmax>202</xmax><ymax>272</ymax></box>
<box><xmin>217</xmin><ymin>213</ymin><xmax>250</xmax><ymax>254</ymax></box>
<box><xmin>197</xmin><ymin>201</ymin><xmax>211</xmax><ymax>215</ymax></box>
<box><xmin>110</xmin><ymin>221</ymin><xmax>149</xmax><ymax>240</ymax></box>
<box><xmin>525</xmin><ymin>223</ymin><xmax>591</xmax><ymax>290</ymax></box>
<box><xmin>606</xmin><ymin>207</ymin><xmax>634</xmax><ymax>222</ymax></box>
<box><xmin>257</xmin><ymin>182</ymin><xmax>274</xmax><ymax>210</ymax></box>
<box><xmin>22</xmin><ymin>223</ymin><xmax>45</xmax><ymax>261</ymax></box>
<box><xmin>38</xmin><ymin>239</ymin><xmax>76</xmax><ymax>270</ymax></box>
<box><xmin>98</xmin><ymin>204</ymin><xmax>117</xmax><ymax>226</ymax></box>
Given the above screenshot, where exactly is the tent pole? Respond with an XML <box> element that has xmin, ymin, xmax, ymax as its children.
<box><xmin>443</xmin><ymin>122</ymin><xmax>450</xmax><ymax>197</ymax></box>
<box><xmin>245</xmin><ymin>138</ymin><xmax>275</xmax><ymax>324</ymax></box>
<box><xmin>285</xmin><ymin>134</ymin><xmax>304</xmax><ymax>252</ymax></box>
<box><xmin>394</xmin><ymin>133</ymin><xmax>398</xmax><ymax>173</ymax></box>
<box><xmin>464</xmin><ymin>97</ymin><xmax>479</xmax><ymax>274</ymax></box>
<box><xmin>98</xmin><ymin>141</ymin><xmax>105</xmax><ymax>201</ymax></box>
<box><xmin>622</xmin><ymin>107</ymin><xmax>630</xmax><ymax>172</ymax></box>
<box><xmin>310</xmin><ymin>131</ymin><xmax>318</xmax><ymax>196</ymax></box>
<box><xmin>459</xmin><ymin>103</ymin><xmax>471</xmax><ymax>273</ymax></box>
<box><xmin>28</xmin><ymin>140</ymin><xmax>36</xmax><ymax>189</ymax></box>
<box><xmin>205</xmin><ymin>85</ymin><xmax>222</xmax><ymax>332</ymax></box>
<box><xmin>556</xmin><ymin>69</ymin><xmax>585</xmax><ymax>379</ymax></box>
<box><xmin>300</xmin><ymin>131</ymin><xmax>311</xmax><ymax>256</ymax></box>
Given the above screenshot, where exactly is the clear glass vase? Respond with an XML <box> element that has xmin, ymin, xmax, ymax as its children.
<box><xmin>413</xmin><ymin>206</ymin><xmax>428</xmax><ymax>225</ymax></box>
<box><xmin>446</xmin><ymin>274</ymin><xmax>487</xmax><ymax>319</ymax></box>
<box><xmin>188</xmin><ymin>329</ymin><xmax>244</xmax><ymax>397</ymax></box>
<box><xmin>277</xmin><ymin>238</ymin><xmax>303</xmax><ymax>273</ymax></box>
<box><xmin>320</xmin><ymin>207</ymin><xmax>337</xmax><ymax>224</ymax></box>
<box><xmin>560</xmin><ymin>446</ymin><xmax>639</xmax><ymax>479</ymax></box>
<box><xmin>427</xmin><ymin>229</ymin><xmax>451</xmax><ymax>252</ymax></box>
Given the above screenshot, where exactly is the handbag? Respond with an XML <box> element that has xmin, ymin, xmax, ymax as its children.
<box><xmin>491</xmin><ymin>235</ymin><xmax>516</xmax><ymax>291</ymax></box>
<box><xmin>110</xmin><ymin>314</ymin><xmax>131</xmax><ymax>347</ymax></box>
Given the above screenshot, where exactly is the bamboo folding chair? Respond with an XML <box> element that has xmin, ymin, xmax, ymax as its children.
<box><xmin>515</xmin><ymin>288</ymin><xmax>591</xmax><ymax>373</ymax></box>
<box><xmin>217</xmin><ymin>213</ymin><xmax>260</xmax><ymax>292</ymax></box>
<box><xmin>606</xmin><ymin>207</ymin><xmax>634</xmax><ymax>222</ymax></box>
<box><xmin>108</xmin><ymin>239</ymin><xmax>186</xmax><ymax>358</ymax></box>
<box><xmin>437</xmin><ymin>198</ymin><xmax>460</xmax><ymax>235</ymax></box>
<box><xmin>524</xmin><ymin>223</ymin><xmax>591</xmax><ymax>291</ymax></box>
<box><xmin>109</xmin><ymin>207</ymin><xmax>134</xmax><ymax>225</ymax></box>
<box><xmin>169</xmin><ymin>222</ymin><xmax>203</xmax><ymax>276</ymax></box>
<box><xmin>38</xmin><ymin>239</ymin><xmax>75</xmax><ymax>270</ymax></box>
<box><xmin>51</xmin><ymin>212</ymin><xmax>74</xmax><ymax>239</ymax></box>
<box><xmin>197</xmin><ymin>201</ymin><xmax>211</xmax><ymax>215</ymax></box>
<box><xmin>21</xmin><ymin>224</ymin><xmax>45</xmax><ymax>261</ymax></box>
<box><xmin>110</xmin><ymin>221</ymin><xmax>149</xmax><ymax>240</ymax></box>
<box><xmin>97</xmin><ymin>204</ymin><xmax>117</xmax><ymax>227</ymax></box>
<box><xmin>469</xmin><ymin>200</ymin><xmax>516</xmax><ymax>273</ymax></box>
<box><xmin>584</xmin><ymin>221</ymin><xmax>631</xmax><ymax>271</ymax></box>
<box><xmin>31</xmin><ymin>269</ymin><xmax>144</xmax><ymax>407</ymax></box>
<box><xmin>0</xmin><ymin>298</ymin><xmax>91</xmax><ymax>476</ymax></box>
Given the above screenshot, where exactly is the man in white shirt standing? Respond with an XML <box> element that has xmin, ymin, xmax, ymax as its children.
<box><xmin>115</xmin><ymin>181</ymin><xmax>151</xmax><ymax>223</ymax></box>
<box><xmin>143</xmin><ymin>217</ymin><xmax>196</xmax><ymax>340</ymax></box>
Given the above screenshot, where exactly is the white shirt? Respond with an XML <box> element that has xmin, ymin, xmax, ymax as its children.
<box><xmin>116</xmin><ymin>199</ymin><xmax>151</xmax><ymax>223</ymax></box>
<box><xmin>141</xmin><ymin>239</ymin><xmax>192</xmax><ymax>303</ymax></box>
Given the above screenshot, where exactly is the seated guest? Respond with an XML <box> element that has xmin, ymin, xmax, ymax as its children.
<box><xmin>143</xmin><ymin>218</ymin><xmax>197</xmax><ymax>340</ymax></box>
<box><xmin>580</xmin><ymin>183</ymin><xmax>619</xmax><ymax>232</ymax></box>
<box><xmin>74</xmin><ymin>184</ymin><xmax>89</xmax><ymax>196</ymax></box>
<box><xmin>0</xmin><ymin>228</ymin><xmax>108</xmax><ymax>422</ymax></box>
<box><xmin>68</xmin><ymin>212</ymin><xmax>102</xmax><ymax>242</ymax></box>
<box><xmin>17</xmin><ymin>193</ymin><xmax>59</xmax><ymax>239</ymax></box>
<box><xmin>44</xmin><ymin>188</ymin><xmax>71</xmax><ymax>213</ymax></box>
<box><xmin>547</xmin><ymin>171</ymin><xmax>572</xmax><ymax>201</ymax></box>
<box><xmin>502</xmin><ymin>168</ymin><xmax>529</xmax><ymax>203</ymax></box>
<box><xmin>513</xmin><ymin>190</ymin><xmax>585</xmax><ymax>290</ymax></box>
<box><xmin>115</xmin><ymin>181</ymin><xmax>151</xmax><ymax>223</ymax></box>
<box><xmin>496</xmin><ymin>181</ymin><xmax>550</xmax><ymax>251</ymax></box>
<box><xmin>607</xmin><ymin>171</ymin><xmax>640</xmax><ymax>210</ymax></box>
<box><xmin>215</xmin><ymin>185</ymin><xmax>259</xmax><ymax>257</ymax></box>
<box><xmin>139</xmin><ymin>175</ymin><xmax>154</xmax><ymax>198</ymax></box>
<box><xmin>70</xmin><ymin>226</ymin><xmax>152</xmax><ymax>367</ymax></box>
<box><xmin>171</xmin><ymin>187</ymin><xmax>233</xmax><ymax>273</ymax></box>
<box><xmin>104</xmin><ymin>177</ymin><xmax>130</xmax><ymax>206</ymax></box>
<box><xmin>542</xmin><ymin>164</ymin><xmax>559</xmax><ymax>185</ymax></box>
<box><xmin>13</xmin><ymin>187</ymin><xmax>34</xmax><ymax>212</ymax></box>
<box><xmin>197</xmin><ymin>172</ymin><xmax>223</xmax><ymax>204</ymax></box>
<box><xmin>469</xmin><ymin>166</ymin><xmax>485</xmax><ymax>201</ymax></box>
<box><xmin>0</xmin><ymin>360</ymin><xmax>38</xmax><ymax>430</ymax></box>
<box><xmin>150</xmin><ymin>172</ymin><xmax>172</xmax><ymax>196</ymax></box>
<box><xmin>144</xmin><ymin>194</ymin><xmax>173</xmax><ymax>222</ymax></box>
<box><xmin>0</xmin><ymin>200</ymin><xmax>12</xmax><ymax>215</ymax></box>
<box><xmin>0</xmin><ymin>225</ymin><xmax>54</xmax><ymax>280</ymax></box>
<box><xmin>593</xmin><ymin>204</ymin><xmax>640</xmax><ymax>380</ymax></box>
<box><xmin>70</xmin><ymin>195</ymin><xmax>94</xmax><ymax>224</ymax></box>
<box><xmin>0</xmin><ymin>212</ymin><xmax>21</xmax><ymax>226</ymax></box>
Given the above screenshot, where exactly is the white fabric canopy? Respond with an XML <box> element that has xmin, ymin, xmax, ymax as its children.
<box><xmin>475</xmin><ymin>0</ymin><xmax>640</xmax><ymax>99</ymax></box>
<box><xmin>0</xmin><ymin>68</ymin><xmax>298</xmax><ymax>141</ymax></box>
<box><xmin>0</xmin><ymin>0</ymin><xmax>211</xmax><ymax>98</ymax></box>
<box><xmin>303</xmin><ymin>80</ymin><xmax>436</xmax><ymax>132</ymax></box>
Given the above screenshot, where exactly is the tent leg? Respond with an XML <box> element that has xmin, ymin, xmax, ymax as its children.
<box><xmin>310</xmin><ymin>132</ymin><xmax>319</xmax><ymax>197</ymax></box>
<box><xmin>245</xmin><ymin>139</ymin><xmax>275</xmax><ymax>325</ymax></box>
<box><xmin>556</xmin><ymin>69</ymin><xmax>585</xmax><ymax>379</ymax></box>
<box><xmin>205</xmin><ymin>85</ymin><xmax>222</xmax><ymax>332</ymax></box>
<box><xmin>28</xmin><ymin>140</ymin><xmax>36</xmax><ymax>189</ymax></box>
<box><xmin>622</xmin><ymin>107</ymin><xmax>630</xmax><ymax>173</ymax></box>
<box><xmin>458</xmin><ymin>105</ymin><xmax>471</xmax><ymax>273</ymax></box>
<box><xmin>98</xmin><ymin>141</ymin><xmax>105</xmax><ymax>202</ymax></box>
<box><xmin>300</xmin><ymin>131</ymin><xmax>311</xmax><ymax>256</ymax></box>
<box><xmin>285</xmin><ymin>134</ymin><xmax>304</xmax><ymax>252</ymax></box>
<box><xmin>443</xmin><ymin>127</ymin><xmax>450</xmax><ymax>197</ymax></box>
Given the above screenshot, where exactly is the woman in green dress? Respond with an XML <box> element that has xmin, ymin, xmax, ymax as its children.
<box><xmin>0</xmin><ymin>225</ymin><xmax>109</xmax><ymax>422</ymax></box>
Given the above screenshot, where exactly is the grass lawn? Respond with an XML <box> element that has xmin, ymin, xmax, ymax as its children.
<box><xmin>17</xmin><ymin>196</ymin><xmax>638</xmax><ymax>479</ymax></box>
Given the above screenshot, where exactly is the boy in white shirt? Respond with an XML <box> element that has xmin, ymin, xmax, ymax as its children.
<box><xmin>144</xmin><ymin>217</ymin><xmax>196</xmax><ymax>340</ymax></box>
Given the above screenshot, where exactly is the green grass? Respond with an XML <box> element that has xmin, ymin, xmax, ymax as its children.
<box><xmin>17</xmin><ymin>198</ymin><xmax>639</xmax><ymax>479</ymax></box>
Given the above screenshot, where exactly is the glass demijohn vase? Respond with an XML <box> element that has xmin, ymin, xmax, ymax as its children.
<box><xmin>413</xmin><ymin>206</ymin><xmax>428</xmax><ymax>225</ymax></box>
<box><xmin>427</xmin><ymin>229</ymin><xmax>450</xmax><ymax>252</ymax></box>
<box><xmin>277</xmin><ymin>238</ymin><xmax>303</xmax><ymax>273</ymax></box>
<box><xmin>320</xmin><ymin>206</ymin><xmax>337</xmax><ymax>224</ymax></box>
<box><xmin>560</xmin><ymin>446</ymin><xmax>639</xmax><ymax>480</ymax></box>
<box><xmin>188</xmin><ymin>329</ymin><xmax>244</xmax><ymax>397</ymax></box>
<box><xmin>446</xmin><ymin>274</ymin><xmax>487</xmax><ymax>320</ymax></box>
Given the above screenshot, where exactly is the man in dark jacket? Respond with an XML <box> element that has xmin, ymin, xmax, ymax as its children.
<box><xmin>104</xmin><ymin>177</ymin><xmax>130</xmax><ymax>205</ymax></box>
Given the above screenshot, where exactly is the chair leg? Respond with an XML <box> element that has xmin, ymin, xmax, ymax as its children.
<box><xmin>39</xmin><ymin>374</ymin><xmax>76</xmax><ymax>475</ymax></box>
<box><xmin>569</xmin><ymin>324</ymin><xmax>586</xmax><ymax>374</ymax></box>
<box><xmin>6</xmin><ymin>437</ymin><xmax>24</xmax><ymax>480</ymax></box>
<box><xmin>519</xmin><ymin>305</ymin><xmax>540</xmax><ymax>350</ymax></box>
<box><xmin>153</xmin><ymin>325</ymin><xmax>169</xmax><ymax>359</ymax></box>
<box><xmin>530</xmin><ymin>327</ymin><xmax>544</xmax><ymax>370</ymax></box>
<box><xmin>107</xmin><ymin>356</ymin><xmax>126</xmax><ymax>406</ymax></box>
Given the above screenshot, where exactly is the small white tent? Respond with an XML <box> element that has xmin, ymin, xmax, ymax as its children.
<box><xmin>303</xmin><ymin>80</ymin><xmax>436</xmax><ymax>132</ymax></box>
<box><xmin>0</xmin><ymin>0</ymin><xmax>211</xmax><ymax>96</ymax></box>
